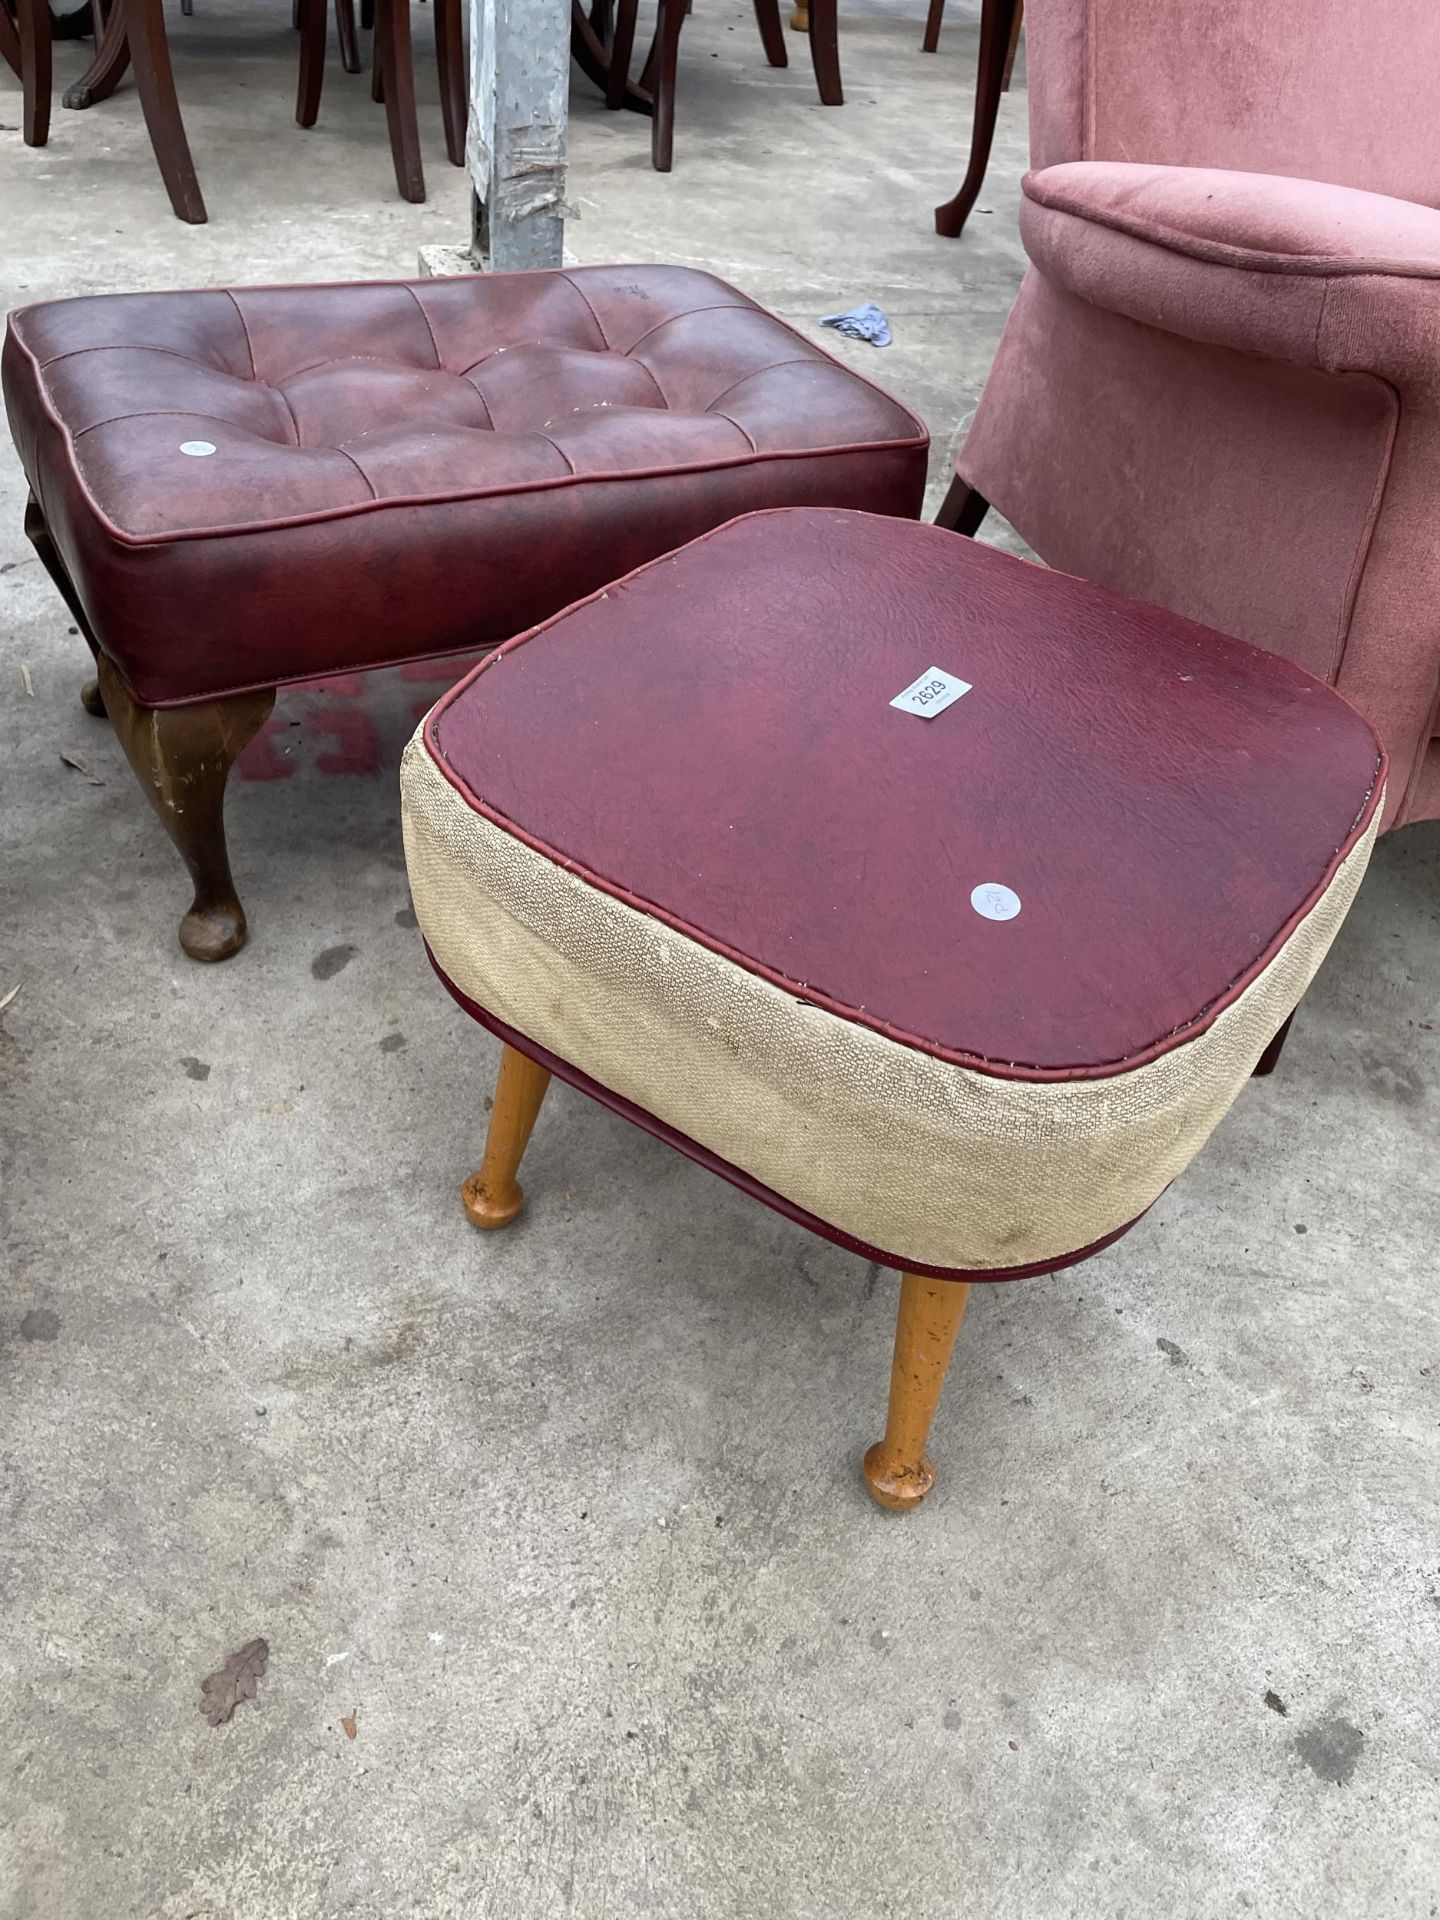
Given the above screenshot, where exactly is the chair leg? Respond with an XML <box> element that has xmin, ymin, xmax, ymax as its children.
<box><xmin>1252</xmin><ymin>1012</ymin><xmax>1295</xmax><ymax>1078</ymax></box>
<box><xmin>1001</xmin><ymin>0</ymin><xmax>1021</xmax><ymax>87</ymax></box>
<box><xmin>751</xmin><ymin>0</ymin><xmax>786</xmax><ymax>67</ymax></box>
<box><xmin>377</xmin><ymin>0</ymin><xmax>424</xmax><ymax>200</ymax></box>
<box><xmin>603</xmin><ymin>0</ymin><xmax>638</xmax><ymax>107</ymax></box>
<box><xmin>0</xmin><ymin>0</ymin><xmax>21</xmax><ymax>79</ymax></box>
<box><xmin>805</xmin><ymin>0</ymin><xmax>840</xmax><ymax>104</ymax></box>
<box><xmin>934</xmin><ymin>475</ymin><xmax>990</xmax><ymax>537</ymax></box>
<box><xmin>334</xmin><ymin>0</ymin><xmax>360</xmax><ymax>70</ymax></box>
<box><xmin>96</xmin><ymin>656</ymin><xmax>274</xmax><ymax>962</ymax></box>
<box><xmin>649</xmin><ymin>0</ymin><xmax>682</xmax><ymax>171</ymax></box>
<box><xmin>920</xmin><ymin>0</ymin><xmax>943</xmax><ymax>53</ymax></box>
<box><xmin>434</xmin><ymin>0</ymin><xmax>465</xmax><ymax>164</ymax></box>
<box><xmin>934</xmin><ymin>0</ymin><xmax>1019</xmax><ymax>240</ymax></box>
<box><xmin>17</xmin><ymin>0</ymin><xmax>52</xmax><ymax>147</ymax></box>
<box><xmin>62</xmin><ymin>0</ymin><xmax>130</xmax><ymax>107</ymax></box>
<box><xmin>462</xmin><ymin>1045</ymin><xmax>552</xmax><ymax>1229</ymax></box>
<box><xmin>127</xmin><ymin>0</ymin><xmax>207</xmax><ymax>222</ymax></box>
<box><xmin>296</xmin><ymin>0</ymin><xmax>325</xmax><ymax>125</ymax></box>
<box><xmin>863</xmin><ymin>1273</ymin><xmax>971</xmax><ymax>1513</ymax></box>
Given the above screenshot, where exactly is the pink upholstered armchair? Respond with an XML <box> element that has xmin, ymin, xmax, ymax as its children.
<box><xmin>945</xmin><ymin>0</ymin><xmax>1440</xmax><ymax>831</ymax></box>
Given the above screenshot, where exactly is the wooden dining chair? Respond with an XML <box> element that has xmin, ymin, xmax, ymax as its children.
<box><xmin>603</xmin><ymin>0</ymin><xmax>839</xmax><ymax>173</ymax></box>
<box><xmin>299</xmin><ymin>0</ymin><xmax>465</xmax><ymax>203</ymax></box>
<box><xmin>933</xmin><ymin>0</ymin><xmax>1023</xmax><ymax>237</ymax></box>
<box><xmin>4</xmin><ymin>0</ymin><xmax>54</xmax><ymax>145</ymax></box>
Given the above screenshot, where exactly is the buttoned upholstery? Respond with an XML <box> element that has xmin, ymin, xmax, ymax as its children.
<box><xmin>3</xmin><ymin>267</ymin><xmax>927</xmax><ymax>706</ymax></box>
<box><xmin>402</xmin><ymin>510</ymin><xmax>1385</xmax><ymax>1281</ymax></box>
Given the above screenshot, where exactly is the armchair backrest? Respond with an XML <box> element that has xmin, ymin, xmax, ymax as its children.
<box><xmin>1028</xmin><ymin>0</ymin><xmax>1440</xmax><ymax>209</ymax></box>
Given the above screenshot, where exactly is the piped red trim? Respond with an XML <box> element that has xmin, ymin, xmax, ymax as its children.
<box><xmin>429</xmin><ymin>945</ymin><xmax>1146</xmax><ymax>1286</ymax></box>
<box><xmin>422</xmin><ymin>509</ymin><xmax>1388</xmax><ymax>1084</ymax></box>
<box><xmin>7</xmin><ymin>267</ymin><xmax>927</xmax><ymax>549</ymax></box>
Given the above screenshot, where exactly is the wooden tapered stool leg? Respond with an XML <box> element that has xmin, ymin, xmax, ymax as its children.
<box><xmin>1251</xmin><ymin>1010</ymin><xmax>1294</xmax><ymax>1078</ymax></box>
<box><xmin>96</xmin><ymin>656</ymin><xmax>274</xmax><ymax>962</ymax></box>
<box><xmin>863</xmin><ymin>1272</ymin><xmax>970</xmax><ymax>1512</ymax></box>
<box><xmin>462</xmin><ymin>1045</ymin><xmax>552</xmax><ymax>1229</ymax></box>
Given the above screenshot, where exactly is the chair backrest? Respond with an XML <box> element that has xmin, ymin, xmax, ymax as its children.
<box><xmin>1027</xmin><ymin>0</ymin><xmax>1440</xmax><ymax>210</ymax></box>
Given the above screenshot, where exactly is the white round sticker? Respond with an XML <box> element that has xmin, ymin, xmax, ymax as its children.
<box><xmin>971</xmin><ymin>883</ymin><xmax>1021</xmax><ymax>921</ymax></box>
<box><xmin>180</xmin><ymin>440</ymin><xmax>217</xmax><ymax>457</ymax></box>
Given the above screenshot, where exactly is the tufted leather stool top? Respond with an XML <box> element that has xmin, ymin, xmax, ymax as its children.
<box><xmin>402</xmin><ymin>508</ymin><xmax>1385</xmax><ymax>1281</ymax></box>
<box><xmin>3</xmin><ymin>268</ymin><xmax>927</xmax><ymax>707</ymax></box>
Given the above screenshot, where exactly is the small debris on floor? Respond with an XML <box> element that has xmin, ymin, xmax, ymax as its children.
<box><xmin>1264</xmin><ymin>1689</ymin><xmax>1288</xmax><ymax>1716</ymax></box>
<box><xmin>20</xmin><ymin>663</ymin><xmax>33</xmax><ymax>696</ymax></box>
<box><xmin>819</xmin><ymin>301</ymin><xmax>893</xmax><ymax>347</ymax></box>
<box><xmin>199</xmin><ymin>1638</ymin><xmax>270</xmax><ymax>1727</ymax></box>
<box><xmin>59</xmin><ymin>749</ymin><xmax>104</xmax><ymax>785</ymax></box>
<box><xmin>341</xmin><ymin>1711</ymin><xmax>358</xmax><ymax>1741</ymax></box>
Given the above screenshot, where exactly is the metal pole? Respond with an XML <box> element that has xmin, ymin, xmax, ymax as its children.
<box><xmin>468</xmin><ymin>0</ymin><xmax>569</xmax><ymax>270</ymax></box>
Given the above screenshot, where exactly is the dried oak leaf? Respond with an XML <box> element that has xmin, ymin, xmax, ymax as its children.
<box><xmin>199</xmin><ymin>1638</ymin><xmax>269</xmax><ymax>1727</ymax></box>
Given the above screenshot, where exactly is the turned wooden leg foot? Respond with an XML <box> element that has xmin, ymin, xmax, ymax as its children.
<box><xmin>462</xmin><ymin>1044</ymin><xmax>552</xmax><ymax>1229</ymax></box>
<box><xmin>81</xmin><ymin>677</ymin><xmax>108</xmax><ymax>717</ymax></box>
<box><xmin>863</xmin><ymin>1272</ymin><xmax>970</xmax><ymax>1512</ymax></box>
<box><xmin>96</xmin><ymin>656</ymin><xmax>274</xmax><ymax>962</ymax></box>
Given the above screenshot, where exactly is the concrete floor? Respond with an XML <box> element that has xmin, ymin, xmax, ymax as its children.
<box><xmin>2</xmin><ymin>5</ymin><xmax>1438</xmax><ymax>1916</ymax></box>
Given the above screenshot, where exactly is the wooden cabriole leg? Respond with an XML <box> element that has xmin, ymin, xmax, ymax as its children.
<box><xmin>95</xmin><ymin>656</ymin><xmax>274</xmax><ymax>962</ymax></box>
<box><xmin>462</xmin><ymin>1044</ymin><xmax>552</xmax><ymax>1229</ymax></box>
<box><xmin>334</xmin><ymin>0</ymin><xmax>361</xmax><ymax>72</ymax></box>
<box><xmin>17</xmin><ymin>0</ymin><xmax>53</xmax><ymax>147</ymax></box>
<box><xmin>603</xmin><ymin>0</ymin><xmax>639</xmax><ymax>107</ymax></box>
<box><xmin>863</xmin><ymin>1272</ymin><xmax>971</xmax><ymax>1512</ymax></box>
<box><xmin>63</xmin><ymin>0</ymin><xmax>131</xmax><ymax>108</ymax></box>
<box><xmin>296</xmin><ymin>0</ymin><xmax>326</xmax><ymax>126</ymax></box>
<box><xmin>934</xmin><ymin>0</ymin><xmax>1020</xmax><ymax>239</ymax></box>
<box><xmin>376</xmin><ymin>0</ymin><xmax>425</xmax><ymax>201</ymax></box>
<box><xmin>804</xmin><ymin>0</ymin><xmax>841</xmax><ymax>104</ymax></box>
<box><xmin>127</xmin><ymin>0</ymin><xmax>207</xmax><ymax>222</ymax></box>
<box><xmin>22</xmin><ymin>492</ymin><xmax>107</xmax><ymax>716</ymax></box>
<box><xmin>1</xmin><ymin>0</ymin><xmax>22</xmax><ymax>79</ymax></box>
<box><xmin>1000</xmin><ymin>0</ymin><xmax>1022</xmax><ymax>87</ymax></box>
<box><xmin>751</xmin><ymin>0</ymin><xmax>786</xmax><ymax>67</ymax></box>
<box><xmin>435</xmin><ymin>0</ymin><xmax>466</xmax><ymax>164</ymax></box>
<box><xmin>648</xmin><ymin>0</ymin><xmax>683</xmax><ymax>171</ymax></box>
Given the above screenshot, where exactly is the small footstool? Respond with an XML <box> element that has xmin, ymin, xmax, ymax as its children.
<box><xmin>3</xmin><ymin>267</ymin><xmax>924</xmax><ymax>960</ymax></box>
<box><xmin>400</xmin><ymin>509</ymin><xmax>1385</xmax><ymax>1511</ymax></box>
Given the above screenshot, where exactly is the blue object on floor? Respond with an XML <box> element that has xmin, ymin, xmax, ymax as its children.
<box><xmin>819</xmin><ymin>302</ymin><xmax>893</xmax><ymax>348</ymax></box>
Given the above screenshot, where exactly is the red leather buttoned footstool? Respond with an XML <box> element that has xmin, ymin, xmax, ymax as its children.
<box><xmin>2</xmin><ymin>268</ymin><xmax>924</xmax><ymax>960</ymax></box>
<box><xmin>400</xmin><ymin>509</ymin><xmax>1385</xmax><ymax>1512</ymax></box>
